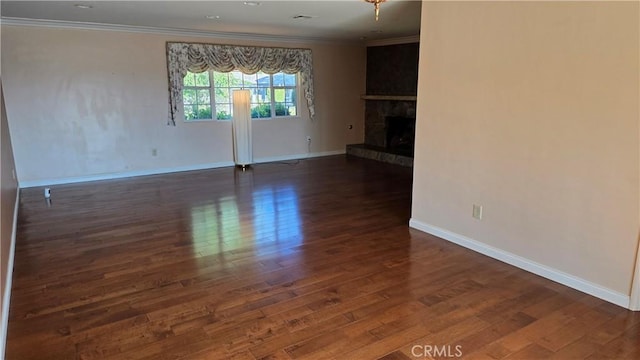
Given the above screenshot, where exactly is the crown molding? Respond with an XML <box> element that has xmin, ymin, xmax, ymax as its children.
<box><xmin>0</xmin><ymin>17</ymin><xmax>359</xmax><ymax>45</ymax></box>
<box><xmin>365</xmin><ymin>35</ymin><xmax>420</xmax><ymax>47</ymax></box>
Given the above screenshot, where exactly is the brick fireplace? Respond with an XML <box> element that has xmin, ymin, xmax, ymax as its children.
<box><xmin>365</xmin><ymin>102</ymin><xmax>416</xmax><ymax>152</ymax></box>
<box><xmin>347</xmin><ymin>42</ymin><xmax>419</xmax><ymax>167</ymax></box>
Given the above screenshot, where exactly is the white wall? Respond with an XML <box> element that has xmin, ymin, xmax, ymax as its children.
<box><xmin>411</xmin><ymin>1</ymin><xmax>639</xmax><ymax>306</ymax></box>
<box><xmin>1</xmin><ymin>25</ymin><xmax>366</xmax><ymax>185</ymax></box>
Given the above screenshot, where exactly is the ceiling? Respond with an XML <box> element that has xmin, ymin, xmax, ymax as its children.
<box><xmin>0</xmin><ymin>0</ymin><xmax>422</xmax><ymax>42</ymax></box>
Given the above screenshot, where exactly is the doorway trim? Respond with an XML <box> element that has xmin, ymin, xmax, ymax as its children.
<box><xmin>630</xmin><ymin>234</ymin><xmax>640</xmax><ymax>310</ymax></box>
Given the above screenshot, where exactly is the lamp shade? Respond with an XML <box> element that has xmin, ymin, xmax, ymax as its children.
<box><xmin>232</xmin><ymin>90</ymin><xmax>253</xmax><ymax>166</ymax></box>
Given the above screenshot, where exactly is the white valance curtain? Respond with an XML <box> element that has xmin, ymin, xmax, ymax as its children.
<box><xmin>166</xmin><ymin>42</ymin><xmax>315</xmax><ymax>126</ymax></box>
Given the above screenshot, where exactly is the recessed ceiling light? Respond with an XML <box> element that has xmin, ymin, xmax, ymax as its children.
<box><xmin>292</xmin><ymin>15</ymin><xmax>314</xmax><ymax>20</ymax></box>
<box><xmin>205</xmin><ymin>15</ymin><xmax>220</xmax><ymax>20</ymax></box>
<box><xmin>243</xmin><ymin>1</ymin><xmax>261</xmax><ymax>6</ymax></box>
<box><xmin>74</xmin><ymin>4</ymin><xmax>93</xmax><ymax>9</ymax></box>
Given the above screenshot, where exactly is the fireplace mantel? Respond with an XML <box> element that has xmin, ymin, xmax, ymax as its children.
<box><xmin>360</xmin><ymin>95</ymin><xmax>417</xmax><ymax>101</ymax></box>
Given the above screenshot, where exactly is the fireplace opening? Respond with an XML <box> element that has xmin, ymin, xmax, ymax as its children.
<box><xmin>386</xmin><ymin>116</ymin><xmax>415</xmax><ymax>157</ymax></box>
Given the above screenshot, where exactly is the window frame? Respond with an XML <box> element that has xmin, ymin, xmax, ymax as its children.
<box><xmin>182</xmin><ymin>70</ymin><xmax>300</xmax><ymax>122</ymax></box>
<box><xmin>182</xmin><ymin>71</ymin><xmax>214</xmax><ymax>122</ymax></box>
<box><xmin>269</xmin><ymin>72</ymin><xmax>299</xmax><ymax>120</ymax></box>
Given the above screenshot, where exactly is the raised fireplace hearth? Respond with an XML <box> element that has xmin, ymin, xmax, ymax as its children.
<box><xmin>346</xmin><ymin>144</ymin><xmax>413</xmax><ymax>167</ymax></box>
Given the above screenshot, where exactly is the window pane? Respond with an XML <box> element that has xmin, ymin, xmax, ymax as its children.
<box><xmin>215</xmin><ymin>88</ymin><xmax>229</xmax><ymax>104</ymax></box>
<box><xmin>183</xmin><ymin>73</ymin><xmax>196</xmax><ymax>86</ymax></box>
<box><xmin>242</xmin><ymin>73</ymin><xmax>257</xmax><ymax>87</ymax></box>
<box><xmin>213</xmin><ymin>72</ymin><xmax>227</xmax><ymax>87</ymax></box>
<box><xmin>197</xmin><ymin>105</ymin><xmax>212</xmax><ymax>119</ymax></box>
<box><xmin>284</xmin><ymin>73</ymin><xmax>296</xmax><ymax>86</ymax></box>
<box><xmin>259</xmin><ymin>72</ymin><xmax>271</xmax><ymax>86</ymax></box>
<box><xmin>197</xmin><ymin>89</ymin><xmax>210</xmax><ymax>104</ymax></box>
<box><xmin>288</xmin><ymin>105</ymin><xmax>297</xmax><ymax>116</ymax></box>
<box><xmin>285</xmin><ymin>88</ymin><xmax>296</xmax><ymax>103</ymax></box>
<box><xmin>251</xmin><ymin>104</ymin><xmax>271</xmax><ymax>118</ymax></box>
<box><xmin>248</xmin><ymin>87</ymin><xmax>268</xmax><ymax>103</ymax></box>
<box><xmin>216</xmin><ymin>104</ymin><xmax>231</xmax><ymax>120</ymax></box>
<box><xmin>195</xmin><ymin>72</ymin><xmax>210</xmax><ymax>87</ymax></box>
<box><xmin>274</xmin><ymin>88</ymin><xmax>285</xmax><ymax>103</ymax></box>
<box><xmin>273</xmin><ymin>73</ymin><xmax>285</xmax><ymax>87</ymax></box>
<box><xmin>183</xmin><ymin>89</ymin><xmax>196</xmax><ymax>104</ymax></box>
<box><xmin>184</xmin><ymin>105</ymin><xmax>197</xmax><ymax>120</ymax></box>
<box><xmin>229</xmin><ymin>72</ymin><xmax>244</xmax><ymax>87</ymax></box>
<box><xmin>274</xmin><ymin>103</ymin><xmax>289</xmax><ymax>116</ymax></box>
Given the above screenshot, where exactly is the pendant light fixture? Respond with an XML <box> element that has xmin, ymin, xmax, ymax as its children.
<box><xmin>365</xmin><ymin>0</ymin><xmax>387</xmax><ymax>21</ymax></box>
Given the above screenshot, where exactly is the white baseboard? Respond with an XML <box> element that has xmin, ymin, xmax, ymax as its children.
<box><xmin>409</xmin><ymin>219</ymin><xmax>631</xmax><ymax>309</ymax></box>
<box><xmin>18</xmin><ymin>151</ymin><xmax>348</xmax><ymax>189</ymax></box>
<box><xmin>1</xmin><ymin>190</ymin><xmax>19</xmax><ymax>358</ymax></box>
<box><xmin>18</xmin><ymin>161</ymin><xmax>236</xmax><ymax>188</ymax></box>
<box><xmin>254</xmin><ymin>150</ymin><xmax>345</xmax><ymax>164</ymax></box>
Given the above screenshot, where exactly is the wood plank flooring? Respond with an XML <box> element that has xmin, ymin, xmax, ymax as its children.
<box><xmin>6</xmin><ymin>155</ymin><xmax>640</xmax><ymax>359</ymax></box>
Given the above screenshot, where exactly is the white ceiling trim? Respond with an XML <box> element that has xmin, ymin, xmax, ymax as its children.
<box><xmin>0</xmin><ymin>16</ymin><xmax>355</xmax><ymax>45</ymax></box>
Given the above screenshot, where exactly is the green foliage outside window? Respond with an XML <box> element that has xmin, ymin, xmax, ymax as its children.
<box><xmin>251</xmin><ymin>104</ymin><xmax>271</xmax><ymax>118</ymax></box>
<box><xmin>275</xmin><ymin>103</ymin><xmax>290</xmax><ymax>116</ymax></box>
<box><xmin>249</xmin><ymin>103</ymin><xmax>291</xmax><ymax>118</ymax></box>
<box><xmin>217</xmin><ymin>111</ymin><xmax>231</xmax><ymax>120</ymax></box>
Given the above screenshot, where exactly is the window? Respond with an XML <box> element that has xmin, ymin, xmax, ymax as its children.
<box><xmin>182</xmin><ymin>70</ymin><xmax>298</xmax><ymax>121</ymax></box>
<box><xmin>182</xmin><ymin>72</ymin><xmax>213</xmax><ymax>120</ymax></box>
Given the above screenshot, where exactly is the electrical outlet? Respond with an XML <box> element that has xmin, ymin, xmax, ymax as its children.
<box><xmin>472</xmin><ymin>204</ymin><xmax>483</xmax><ymax>220</ymax></box>
<box><xmin>306</xmin><ymin>136</ymin><xmax>311</xmax><ymax>142</ymax></box>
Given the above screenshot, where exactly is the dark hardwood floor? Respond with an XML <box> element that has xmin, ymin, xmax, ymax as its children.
<box><xmin>6</xmin><ymin>155</ymin><xmax>640</xmax><ymax>359</ymax></box>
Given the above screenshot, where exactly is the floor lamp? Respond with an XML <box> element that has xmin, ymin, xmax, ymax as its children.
<box><xmin>232</xmin><ymin>89</ymin><xmax>252</xmax><ymax>168</ymax></box>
